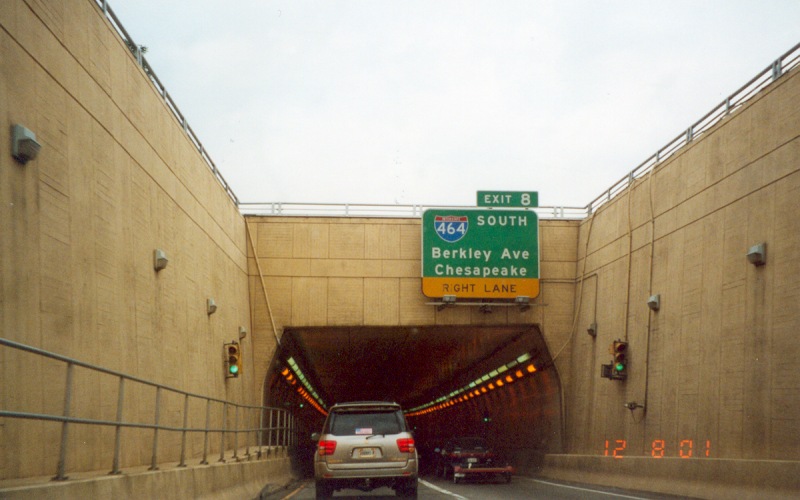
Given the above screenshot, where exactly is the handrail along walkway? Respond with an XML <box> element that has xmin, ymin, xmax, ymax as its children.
<box><xmin>0</xmin><ymin>337</ymin><xmax>295</xmax><ymax>481</ymax></box>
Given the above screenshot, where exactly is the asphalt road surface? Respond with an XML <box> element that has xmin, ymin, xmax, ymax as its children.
<box><xmin>271</xmin><ymin>474</ymin><xmax>692</xmax><ymax>499</ymax></box>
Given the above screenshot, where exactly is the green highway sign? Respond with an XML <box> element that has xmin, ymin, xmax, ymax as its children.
<box><xmin>477</xmin><ymin>191</ymin><xmax>538</xmax><ymax>208</ymax></box>
<box><xmin>421</xmin><ymin>209</ymin><xmax>539</xmax><ymax>299</ymax></box>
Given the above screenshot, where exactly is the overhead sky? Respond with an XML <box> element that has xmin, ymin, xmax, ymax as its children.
<box><xmin>111</xmin><ymin>1</ymin><xmax>799</xmax><ymax>208</ymax></box>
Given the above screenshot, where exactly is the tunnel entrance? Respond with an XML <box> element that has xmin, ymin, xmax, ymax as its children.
<box><xmin>264</xmin><ymin>324</ymin><xmax>562</xmax><ymax>476</ymax></box>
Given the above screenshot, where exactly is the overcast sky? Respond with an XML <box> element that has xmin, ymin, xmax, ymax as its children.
<box><xmin>111</xmin><ymin>1</ymin><xmax>799</xmax><ymax>208</ymax></box>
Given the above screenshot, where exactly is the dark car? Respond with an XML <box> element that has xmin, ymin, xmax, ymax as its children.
<box><xmin>312</xmin><ymin>401</ymin><xmax>418</xmax><ymax>498</ymax></box>
<box><xmin>434</xmin><ymin>437</ymin><xmax>513</xmax><ymax>483</ymax></box>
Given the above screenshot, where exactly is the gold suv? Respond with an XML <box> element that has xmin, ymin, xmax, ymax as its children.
<box><xmin>312</xmin><ymin>401</ymin><xmax>419</xmax><ymax>498</ymax></box>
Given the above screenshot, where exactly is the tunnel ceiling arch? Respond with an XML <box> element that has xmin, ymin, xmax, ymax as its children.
<box><xmin>275</xmin><ymin>324</ymin><xmax>551</xmax><ymax>409</ymax></box>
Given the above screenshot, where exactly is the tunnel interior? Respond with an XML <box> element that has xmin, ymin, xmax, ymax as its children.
<box><xmin>265</xmin><ymin>324</ymin><xmax>562</xmax><ymax>474</ymax></box>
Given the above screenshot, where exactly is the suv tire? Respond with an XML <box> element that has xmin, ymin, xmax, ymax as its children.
<box><xmin>315</xmin><ymin>479</ymin><xmax>333</xmax><ymax>499</ymax></box>
<box><xmin>395</xmin><ymin>478</ymin><xmax>418</xmax><ymax>498</ymax></box>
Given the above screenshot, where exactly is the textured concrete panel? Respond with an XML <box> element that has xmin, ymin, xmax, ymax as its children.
<box><xmin>566</xmin><ymin>66</ymin><xmax>800</xmax><ymax>469</ymax></box>
<box><xmin>1</xmin><ymin>0</ymin><xmax>253</xmax><ymax>479</ymax></box>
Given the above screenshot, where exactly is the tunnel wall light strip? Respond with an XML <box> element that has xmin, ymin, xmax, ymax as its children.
<box><xmin>281</xmin><ymin>367</ymin><xmax>327</xmax><ymax>416</ymax></box>
<box><xmin>287</xmin><ymin>357</ymin><xmax>325</xmax><ymax>405</ymax></box>
<box><xmin>405</xmin><ymin>352</ymin><xmax>539</xmax><ymax>417</ymax></box>
<box><xmin>283</xmin><ymin>357</ymin><xmax>327</xmax><ymax>413</ymax></box>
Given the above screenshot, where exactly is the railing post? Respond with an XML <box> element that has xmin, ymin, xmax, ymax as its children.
<box><xmin>201</xmin><ymin>399</ymin><xmax>211</xmax><ymax>464</ymax></box>
<box><xmin>232</xmin><ymin>405</ymin><xmax>240</xmax><ymax>461</ymax></box>
<box><xmin>219</xmin><ymin>402</ymin><xmax>228</xmax><ymax>463</ymax></box>
<box><xmin>267</xmin><ymin>408</ymin><xmax>274</xmax><ymax>455</ymax></box>
<box><xmin>53</xmin><ymin>362</ymin><xmax>74</xmax><ymax>481</ymax></box>
<box><xmin>772</xmin><ymin>59</ymin><xmax>782</xmax><ymax>80</ymax></box>
<box><xmin>110</xmin><ymin>376</ymin><xmax>125</xmax><ymax>475</ymax></box>
<box><xmin>179</xmin><ymin>393</ymin><xmax>190</xmax><ymax>467</ymax></box>
<box><xmin>282</xmin><ymin>410</ymin><xmax>288</xmax><ymax>450</ymax></box>
<box><xmin>149</xmin><ymin>387</ymin><xmax>161</xmax><ymax>471</ymax></box>
<box><xmin>291</xmin><ymin>412</ymin><xmax>296</xmax><ymax>447</ymax></box>
<box><xmin>256</xmin><ymin>406</ymin><xmax>264</xmax><ymax>459</ymax></box>
<box><xmin>245</xmin><ymin>406</ymin><xmax>252</xmax><ymax>461</ymax></box>
<box><xmin>277</xmin><ymin>410</ymin><xmax>283</xmax><ymax>448</ymax></box>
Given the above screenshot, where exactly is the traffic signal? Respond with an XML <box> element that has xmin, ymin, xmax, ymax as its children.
<box><xmin>224</xmin><ymin>342</ymin><xmax>241</xmax><ymax>378</ymax></box>
<box><xmin>611</xmin><ymin>341</ymin><xmax>628</xmax><ymax>380</ymax></box>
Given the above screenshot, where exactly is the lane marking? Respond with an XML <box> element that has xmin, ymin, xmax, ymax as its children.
<box><xmin>279</xmin><ymin>481</ymin><xmax>307</xmax><ymax>499</ymax></box>
<box><xmin>419</xmin><ymin>479</ymin><xmax>468</xmax><ymax>499</ymax></box>
<box><xmin>531</xmin><ymin>478</ymin><xmax>651</xmax><ymax>499</ymax></box>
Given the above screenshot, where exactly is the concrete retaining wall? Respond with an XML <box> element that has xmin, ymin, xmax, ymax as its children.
<box><xmin>539</xmin><ymin>454</ymin><xmax>800</xmax><ymax>499</ymax></box>
<box><xmin>0</xmin><ymin>455</ymin><xmax>294</xmax><ymax>500</ymax></box>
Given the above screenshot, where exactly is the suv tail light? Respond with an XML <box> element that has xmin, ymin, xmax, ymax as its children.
<box><xmin>318</xmin><ymin>440</ymin><xmax>337</xmax><ymax>456</ymax></box>
<box><xmin>397</xmin><ymin>438</ymin><xmax>415</xmax><ymax>453</ymax></box>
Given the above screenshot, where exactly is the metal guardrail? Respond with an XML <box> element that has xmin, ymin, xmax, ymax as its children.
<box><xmin>93</xmin><ymin>0</ymin><xmax>798</xmax><ymax>219</ymax></box>
<box><xmin>586</xmin><ymin>41</ymin><xmax>800</xmax><ymax>215</ymax></box>
<box><xmin>93</xmin><ymin>0</ymin><xmax>239</xmax><ymax>205</ymax></box>
<box><xmin>243</xmin><ymin>42</ymin><xmax>799</xmax><ymax>220</ymax></box>
<box><xmin>0</xmin><ymin>337</ymin><xmax>295</xmax><ymax>481</ymax></box>
<box><xmin>239</xmin><ymin>202</ymin><xmax>588</xmax><ymax>219</ymax></box>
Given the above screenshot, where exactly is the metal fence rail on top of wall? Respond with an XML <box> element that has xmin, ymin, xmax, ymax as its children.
<box><xmin>0</xmin><ymin>337</ymin><xmax>295</xmax><ymax>482</ymax></box>
<box><xmin>586</xmin><ymin>41</ymin><xmax>800</xmax><ymax>215</ymax></box>
<box><xmin>241</xmin><ymin>42</ymin><xmax>800</xmax><ymax>220</ymax></box>
<box><xmin>239</xmin><ymin>202</ymin><xmax>588</xmax><ymax>219</ymax></box>
<box><xmin>92</xmin><ymin>0</ymin><xmax>798</xmax><ymax>218</ymax></box>
<box><xmin>93</xmin><ymin>0</ymin><xmax>239</xmax><ymax>205</ymax></box>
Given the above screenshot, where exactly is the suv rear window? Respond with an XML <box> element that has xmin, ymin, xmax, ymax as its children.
<box><xmin>326</xmin><ymin>409</ymin><xmax>404</xmax><ymax>436</ymax></box>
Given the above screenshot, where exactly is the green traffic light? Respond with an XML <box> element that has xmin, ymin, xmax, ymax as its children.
<box><xmin>615</xmin><ymin>362</ymin><xmax>625</xmax><ymax>372</ymax></box>
<box><xmin>229</xmin><ymin>365</ymin><xmax>239</xmax><ymax>374</ymax></box>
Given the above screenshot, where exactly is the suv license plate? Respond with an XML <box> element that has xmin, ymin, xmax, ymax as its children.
<box><xmin>356</xmin><ymin>448</ymin><xmax>376</xmax><ymax>458</ymax></box>
<box><xmin>467</xmin><ymin>458</ymin><xmax>479</xmax><ymax>463</ymax></box>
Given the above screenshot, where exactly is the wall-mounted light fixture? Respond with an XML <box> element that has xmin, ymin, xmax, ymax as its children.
<box><xmin>746</xmin><ymin>243</ymin><xmax>766</xmax><ymax>266</ymax></box>
<box><xmin>239</xmin><ymin>326</ymin><xmax>247</xmax><ymax>339</ymax></box>
<box><xmin>207</xmin><ymin>298</ymin><xmax>217</xmax><ymax>315</ymax></box>
<box><xmin>515</xmin><ymin>296</ymin><xmax>531</xmax><ymax>312</ymax></box>
<box><xmin>153</xmin><ymin>249</ymin><xmax>168</xmax><ymax>271</ymax></box>
<box><xmin>647</xmin><ymin>294</ymin><xmax>661</xmax><ymax>311</ymax></box>
<box><xmin>12</xmin><ymin>124</ymin><xmax>42</xmax><ymax>164</ymax></box>
<box><xmin>587</xmin><ymin>322</ymin><xmax>597</xmax><ymax>337</ymax></box>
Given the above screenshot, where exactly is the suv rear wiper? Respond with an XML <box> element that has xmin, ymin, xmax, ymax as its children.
<box><xmin>365</xmin><ymin>433</ymin><xmax>385</xmax><ymax>439</ymax></box>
